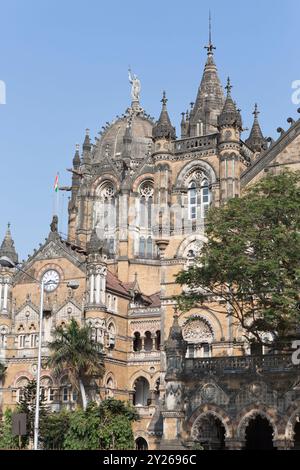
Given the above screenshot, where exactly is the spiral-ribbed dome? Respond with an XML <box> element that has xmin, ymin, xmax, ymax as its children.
<box><xmin>93</xmin><ymin>105</ymin><xmax>154</xmax><ymax>161</ymax></box>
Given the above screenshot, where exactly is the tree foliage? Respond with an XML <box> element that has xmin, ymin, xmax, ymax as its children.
<box><xmin>56</xmin><ymin>399</ymin><xmax>138</xmax><ymax>450</ymax></box>
<box><xmin>17</xmin><ymin>379</ymin><xmax>48</xmax><ymax>447</ymax></box>
<box><xmin>0</xmin><ymin>409</ymin><xmax>19</xmax><ymax>449</ymax></box>
<box><xmin>98</xmin><ymin>398</ymin><xmax>138</xmax><ymax>450</ymax></box>
<box><xmin>39</xmin><ymin>409</ymin><xmax>70</xmax><ymax>450</ymax></box>
<box><xmin>176</xmin><ymin>171</ymin><xmax>300</xmax><ymax>348</ymax></box>
<box><xmin>47</xmin><ymin>318</ymin><xmax>105</xmax><ymax>409</ymax></box>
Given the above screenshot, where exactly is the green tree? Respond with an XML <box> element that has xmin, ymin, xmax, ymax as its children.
<box><xmin>64</xmin><ymin>402</ymin><xmax>100</xmax><ymax>450</ymax></box>
<box><xmin>40</xmin><ymin>409</ymin><xmax>70</xmax><ymax>450</ymax></box>
<box><xmin>0</xmin><ymin>409</ymin><xmax>18</xmax><ymax>449</ymax></box>
<box><xmin>98</xmin><ymin>398</ymin><xmax>138</xmax><ymax>450</ymax></box>
<box><xmin>47</xmin><ymin>318</ymin><xmax>105</xmax><ymax>410</ymax></box>
<box><xmin>176</xmin><ymin>171</ymin><xmax>300</xmax><ymax>349</ymax></box>
<box><xmin>63</xmin><ymin>399</ymin><xmax>138</xmax><ymax>450</ymax></box>
<box><xmin>17</xmin><ymin>379</ymin><xmax>48</xmax><ymax>448</ymax></box>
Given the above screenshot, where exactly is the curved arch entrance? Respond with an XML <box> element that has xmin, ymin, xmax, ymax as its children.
<box><xmin>244</xmin><ymin>415</ymin><xmax>274</xmax><ymax>450</ymax></box>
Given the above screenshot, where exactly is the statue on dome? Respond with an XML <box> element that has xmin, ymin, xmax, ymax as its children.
<box><xmin>128</xmin><ymin>68</ymin><xmax>141</xmax><ymax>102</ymax></box>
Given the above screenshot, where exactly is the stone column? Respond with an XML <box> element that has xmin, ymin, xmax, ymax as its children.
<box><xmin>89</xmin><ymin>271</ymin><xmax>95</xmax><ymax>304</ymax></box>
<box><xmin>95</xmin><ymin>271</ymin><xmax>101</xmax><ymax>304</ymax></box>
<box><xmin>273</xmin><ymin>438</ymin><xmax>293</xmax><ymax>450</ymax></box>
<box><xmin>225</xmin><ymin>439</ymin><xmax>244</xmax><ymax>450</ymax></box>
<box><xmin>2</xmin><ymin>282</ymin><xmax>8</xmax><ymax>311</ymax></box>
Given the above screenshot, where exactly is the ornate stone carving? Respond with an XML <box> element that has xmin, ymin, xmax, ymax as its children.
<box><xmin>182</xmin><ymin>317</ymin><xmax>213</xmax><ymax>344</ymax></box>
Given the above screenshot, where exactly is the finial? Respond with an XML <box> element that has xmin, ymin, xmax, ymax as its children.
<box><xmin>7</xmin><ymin>222</ymin><xmax>10</xmax><ymax>230</ymax></box>
<box><xmin>253</xmin><ymin>103</ymin><xmax>260</xmax><ymax>119</ymax></box>
<box><xmin>75</xmin><ymin>143</ymin><xmax>80</xmax><ymax>152</ymax></box>
<box><xmin>190</xmin><ymin>102</ymin><xmax>194</xmax><ymax>109</ymax></box>
<box><xmin>225</xmin><ymin>77</ymin><xmax>232</xmax><ymax>95</ymax></box>
<box><xmin>85</xmin><ymin>128</ymin><xmax>90</xmax><ymax>136</ymax></box>
<box><xmin>161</xmin><ymin>90</ymin><xmax>167</xmax><ymax>107</ymax></box>
<box><xmin>204</xmin><ymin>10</ymin><xmax>216</xmax><ymax>55</ymax></box>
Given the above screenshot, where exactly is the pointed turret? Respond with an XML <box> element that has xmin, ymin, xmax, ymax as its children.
<box><xmin>73</xmin><ymin>143</ymin><xmax>81</xmax><ymax>169</ymax></box>
<box><xmin>218</xmin><ymin>78</ymin><xmax>242</xmax><ymax>130</ymax></box>
<box><xmin>0</xmin><ymin>223</ymin><xmax>18</xmax><ymax>265</ymax></box>
<box><xmin>152</xmin><ymin>91</ymin><xmax>176</xmax><ymax>141</ymax></box>
<box><xmin>245</xmin><ymin>104</ymin><xmax>266</xmax><ymax>153</ymax></box>
<box><xmin>189</xmin><ymin>16</ymin><xmax>225</xmax><ymax>137</ymax></box>
<box><xmin>82</xmin><ymin>129</ymin><xmax>92</xmax><ymax>165</ymax></box>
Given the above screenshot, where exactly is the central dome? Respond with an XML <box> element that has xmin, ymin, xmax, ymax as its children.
<box><xmin>93</xmin><ymin>105</ymin><xmax>154</xmax><ymax>161</ymax></box>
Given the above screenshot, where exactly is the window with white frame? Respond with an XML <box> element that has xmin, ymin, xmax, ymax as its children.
<box><xmin>188</xmin><ymin>176</ymin><xmax>211</xmax><ymax>220</ymax></box>
<box><xmin>188</xmin><ymin>181</ymin><xmax>197</xmax><ymax>220</ymax></box>
<box><xmin>18</xmin><ymin>334</ymin><xmax>26</xmax><ymax>349</ymax></box>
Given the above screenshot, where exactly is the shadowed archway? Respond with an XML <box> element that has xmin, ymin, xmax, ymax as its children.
<box><xmin>244</xmin><ymin>415</ymin><xmax>274</xmax><ymax>450</ymax></box>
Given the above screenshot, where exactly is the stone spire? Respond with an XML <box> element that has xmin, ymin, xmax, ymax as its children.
<box><xmin>73</xmin><ymin>143</ymin><xmax>81</xmax><ymax>168</ymax></box>
<box><xmin>82</xmin><ymin>129</ymin><xmax>92</xmax><ymax>165</ymax></box>
<box><xmin>0</xmin><ymin>223</ymin><xmax>18</xmax><ymax>265</ymax></box>
<box><xmin>152</xmin><ymin>91</ymin><xmax>176</xmax><ymax>141</ymax></box>
<box><xmin>218</xmin><ymin>77</ymin><xmax>242</xmax><ymax>130</ymax></box>
<box><xmin>189</xmin><ymin>15</ymin><xmax>225</xmax><ymax>137</ymax></box>
<box><xmin>245</xmin><ymin>104</ymin><xmax>266</xmax><ymax>153</ymax></box>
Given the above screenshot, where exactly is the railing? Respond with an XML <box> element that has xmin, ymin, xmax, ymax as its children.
<box><xmin>184</xmin><ymin>354</ymin><xmax>298</xmax><ymax>374</ymax></box>
<box><xmin>128</xmin><ymin>351</ymin><xmax>161</xmax><ymax>362</ymax></box>
<box><xmin>174</xmin><ymin>135</ymin><xmax>217</xmax><ymax>154</ymax></box>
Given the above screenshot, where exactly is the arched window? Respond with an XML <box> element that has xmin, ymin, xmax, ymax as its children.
<box><xmin>187</xmin><ymin>174</ymin><xmax>211</xmax><ymax>221</ymax></box>
<box><xmin>201</xmin><ymin>178</ymin><xmax>210</xmax><ymax>218</ymax></box>
<box><xmin>188</xmin><ymin>181</ymin><xmax>197</xmax><ymax>220</ymax></box>
<box><xmin>133</xmin><ymin>377</ymin><xmax>150</xmax><ymax>406</ymax></box>
<box><xmin>139</xmin><ymin>237</ymin><xmax>146</xmax><ymax>258</ymax></box>
<box><xmin>106</xmin><ymin>376</ymin><xmax>114</xmax><ymax>398</ymax></box>
<box><xmin>146</xmin><ymin>237</ymin><xmax>153</xmax><ymax>258</ymax></box>
<box><xmin>155</xmin><ymin>331</ymin><xmax>161</xmax><ymax>351</ymax></box>
<box><xmin>136</xmin><ymin>437</ymin><xmax>148</xmax><ymax>450</ymax></box>
<box><xmin>94</xmin><ymin>182</ymin><xmax>117</xmax><ymax>255</ymax></box>
<box><xmin>144</xmin><ymin>331</ymin><xmax>153</xmax><ymax>351</ymax></box>
<box><xmin>40</xmin><ymin>377</ymin><xmax>54</xmax><ymax>402</ymax></box>
<box><xmin>16</xmin><ymin>377</ymin><xmax>29</xmax><ymax>402</ymax></box>
<box><xmin>107</xmin><ymin>322</ymin><xmax>116</xmax><ymax>349</ymax></box>
<box><xmin>60</xmin><ymin>375</ymin><xmax>77</xmax><ymax>404</ymax></box>
<box><xmin>138</xmin><ymin>181</ymin><xmax>154</xmax><ymax>258</ymax></box>
<box><xmin>133</xmin><ymin>332</ymin><xmax>142</xmax><ymax>352</ymax></box>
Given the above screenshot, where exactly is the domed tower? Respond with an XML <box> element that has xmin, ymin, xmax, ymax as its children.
<box><xmin>218</xmin><ymin>78</ymin><xmax>243</xmax><ymax>202</ymax></box>
<box><xmin>67</xmin><ymin>72</ymin><xmax>155</xmax><ymax>276</ymax></box>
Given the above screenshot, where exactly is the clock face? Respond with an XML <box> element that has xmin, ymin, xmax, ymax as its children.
<box><xmin>42</xmin><ymin>270</ymin><xmax>60</xmax><ymax>292</ymax></box>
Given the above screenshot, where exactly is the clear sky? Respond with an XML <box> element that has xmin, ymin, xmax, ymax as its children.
<box><xmin>0</xmin><ymin>0</ymin><xmax>299</xmax><ymax>260</ymax></box>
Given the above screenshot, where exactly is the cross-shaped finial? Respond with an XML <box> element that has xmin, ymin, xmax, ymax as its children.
<box><xmin>225</xmin><ymin>77</ymin><xmax>232</xmax><ymax>94</ymax></box>
<box><xmin>253</xmin><ymin>103</ymin><xmax>260</xmax><ymax>119</ymax></box>
<box><xmin>204</xmin><ymin>10</ymin><xmax>216</xmax><ymax>55</ymax></box>
<box><xmin>161</xmin><ymin>91</ymin><xmax>167</xmax><ymax>107</ymax></box>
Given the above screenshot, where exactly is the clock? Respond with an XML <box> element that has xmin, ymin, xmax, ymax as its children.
<box><xmin>42</xmin><ymin>269</ymin><xmax>60</xmax><ymax>292</ymax></box>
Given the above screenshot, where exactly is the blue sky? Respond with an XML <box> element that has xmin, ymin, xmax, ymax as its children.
<box><xmin>0</xmin><ymin>0</ymin><xmax>299</xmax><ymax>260</ymax></box>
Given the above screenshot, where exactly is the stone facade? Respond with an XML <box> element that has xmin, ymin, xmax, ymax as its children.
<box><xmin>1</xmin><ymin>38</ymin><xmax>300</xmax><ymax>450</ymax></box>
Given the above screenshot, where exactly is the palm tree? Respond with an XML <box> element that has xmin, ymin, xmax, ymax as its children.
<box><xmin>47</xmin><ymin>318</ymin><xmax>105</xmax><ymax>410</ymax></box>
<box><xmin>0</xmin><ymin>362</ymin><xmax>6</xmax><ymax>380</ymax></box>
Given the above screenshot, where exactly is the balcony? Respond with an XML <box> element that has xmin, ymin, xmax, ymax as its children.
<box><xmin>174</xmin><ymin>135</ymin><xmax>217</xmax><ymax>154</ymax></box>
<box><xmin>184</xmin><ymin>353</ymin><xmax>299</xmax><ymax>376</ymax></box>
<box><xmin>128</xmin><ymin>351</ymin><xmax>161</xmax><ymax>362</ymax></box>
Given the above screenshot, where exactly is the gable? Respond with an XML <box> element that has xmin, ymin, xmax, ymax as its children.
<box><xmin>241</xmin><ymin>118</ymin><xmax>300</xmax><ymax>186</ymax></box>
